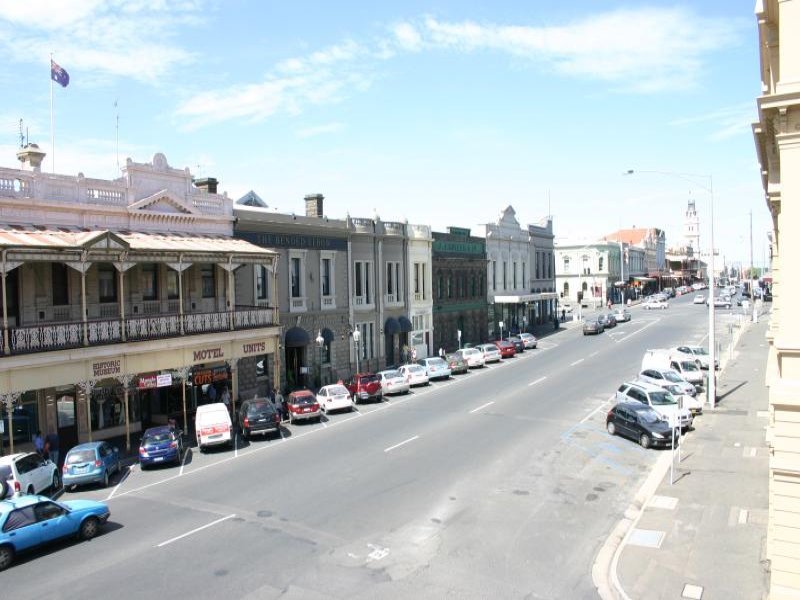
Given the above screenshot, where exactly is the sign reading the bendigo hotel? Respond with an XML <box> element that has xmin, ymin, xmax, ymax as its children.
<box><xmin>92</xmin><ymin>359</ymin><xmax>122</xmax><ymax>378</ymax></box>
<box><xmin>237</xmin><ymin>231</ymin><xmax>347</xmax><ymax>251</ymax></box>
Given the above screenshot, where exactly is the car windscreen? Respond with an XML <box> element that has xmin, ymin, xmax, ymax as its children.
<box><xmin>359</xmin><ymin>375</ymin><xmax>379</xmax><ymax>384</ymax></box>
<box><xmin>682</xmin><ymin>362</ymin><xmax>699</xmax><ymax>372</ymax></box>
<box><xmin>66</xmin><ymin>450</ymin><xmax>96</xmax><ymax>464</ymax></box>
<box><xmin>407</xmin><ymin>365</ymin><xmax>424</xmax><ymax>373</ymax></box>
<box><xmin>638</xmin><ymin>410</ymin><xmax>663</xmax><ymax>424</ymax></box>
<box><xmin>691</xmin><ymin>347</ymin><xmax>708</xmax><ymax>355</ymax></box>
<box><xmin>649</xmin><ymin>391</ymin><xmax>677</xmax><ymax>405</ymax></box>
<box><xmin>381</xmin><ymin>370</ymin><xmax>401</xmax><ymax>379</ymax></box>
<box><xmin>327</xmin><ymin>385</ymin><xmax>349</xmax><ymax>395</ymax></box>
<box><xmin>663</xmin><ymin>372</ymin><xmax>683</xmax><ymax>383</ymax></box>
<box><xmin>290</xmin><ymin>395</ymin><xmax>315</xmax><ymax>405</ymax></box>
<box><xmin>247</xmin><ymin>401</ymin><xmax>273</xmax><ymax>415</ymax></box>
<box><xmin>143</xmin><ymin>433</ymin><xmax>172</xmax><ymax>444</ymax></box>
<box><xmin>428</xmin><ymin>358</ymin><xmax>447</xmax><ymax>366</ymax></box>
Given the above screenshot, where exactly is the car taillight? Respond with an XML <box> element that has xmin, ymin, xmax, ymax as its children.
<box><xmin>95</xmin><ymin>460</ymin><xmax>103</xmax><ymax>467</ymax></box>
<box><xmin>170</xmin><ymin>441</ymin><xmax>178</xmax><ymax>449</ymax></box>
<box><xmin>312</xmin><ymin>403</ymin><xmax>319</xmax><ymax>410</ymax></box>
<box><xmin>243</xmin><ymin>417</ymin><xmax>250</xmax><ymax>428</ymax></box>
<box><xmin>139</xmin><ymin>447</ymin><xmax>146</xmax><ymax>456</ymax></box>
<box><xmin>274</xmin><ymin>413</ymin><xmax>280</xmax><ymax>423</ymax></box>
<box><xmin>14</xmin><ymin>481</ymin><xmax>20</xmax><ymax>491</ymax></box>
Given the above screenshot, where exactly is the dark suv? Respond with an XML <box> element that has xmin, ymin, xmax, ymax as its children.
<box><xmin>238</xmin><ymin>398</ymin><xmax>281</xmax><ymax>439</ymax></box>
<box><xmin>345</xmin><ymin>373</ymin><xmax>383</xmax><ymax>404</ymax></box>
<box><xmin>606</xmin><ymin>401</ymin><xmax>677</xmax><ymax>449</ymax></box>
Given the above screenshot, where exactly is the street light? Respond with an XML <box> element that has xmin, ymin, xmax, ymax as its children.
<box><xmin>624</xmin><ymin>169</ymin><xmax>717</xmax><ymax>409</ymax></box>
<box><xmin>352</xmin><ymin>328</ymin><xmax>361</xmax><ymax>374</ymax></box>
<box><xmin>315</xmin><ymin>330</ymin><xmax>324</xmax><ymax>388</ymax></box>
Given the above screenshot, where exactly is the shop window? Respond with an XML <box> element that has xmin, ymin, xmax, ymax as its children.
<box><xmin>98</xmin><ymin>264</ymin><xmax>117</xmax><ymax>303</ymax></box>
<box><xmin>291</xmin><ymin>257</ymin><xmax>302</xmax><ymax>298</ymax></box>
<box><xmin>52</xmin><ymin>263</ymin><xmax>70</xmax><ymax>306</ymax></box>
<box><xmin>141</xmin><ymin>264</ymin><xmax>158</xmax><ymax>301</ymax></box>
<box><xmin>91</xmin><ymin>387</ymin><xmax>126</xmax><ymax>431</ymax></box>
<box><xmin>167</xmin><ymin>269</ymin><xmax>179</xmax><ymax>300</ymax></box>
<box><xmin>201</xmin><ymin>265</ymin><xmax>215</xmax><ymax>298</ymax></box>
<box><xmin>1</xmin><ymin>390</ymin><xmax>39</xmax><ymax>447</ymax></box>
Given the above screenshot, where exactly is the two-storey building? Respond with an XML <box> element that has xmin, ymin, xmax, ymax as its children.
<box><xmin>555</xmin><ymin>240</ymin><xmax>622</xmax><ymax>309</ymax></box>
<box><xmin>0</xmin><ymin>149</ymin><xmax>279</xmax><ymax>454</ymax></box>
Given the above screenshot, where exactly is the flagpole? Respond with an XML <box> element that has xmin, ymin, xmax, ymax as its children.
<box><xmin>50</xmin><ymin>53</ymin><xmax>55</xmax><ymax>173</ymax></box>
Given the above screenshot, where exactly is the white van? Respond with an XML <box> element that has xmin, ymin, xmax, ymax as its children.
<box><xmin>195</xmin><ymin>403</ymin><xmax>233</xmax><ymax>452</ymax></box>
<box><xmin>641</xmin><ymin>349</ymin><xmax>704</xmax><ymax>388</ymax></box>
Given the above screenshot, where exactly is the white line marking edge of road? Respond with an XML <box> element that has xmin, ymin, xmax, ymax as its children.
<box><xmin>469</xmin><ymin>401</ymin><xmax>495</xmax><ymax>414</ymax></box>
<box><xmin>384</xmin><ymin>435</ymin><xmax>420</xmax><ymax>453</ymax></box>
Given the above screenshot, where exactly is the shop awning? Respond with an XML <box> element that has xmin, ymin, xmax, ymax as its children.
<box><xmin>384</xmin><ymin>317</ymin><xmax>401</xmax><ymax>335</ymax></box>
<box><xmin>284</xmin><ymin>326</ymin><xmax>310</xmax><ymax>347</ymax></box>
<box><xmin>493</xmin><ymin>292</ymin><xmax>559</xmax><ymax>303</ymax></box>
<box><xmin>398</xmin><ymin>316</ymin><xmax>413</xmax><ymax>332</ymax></box>
<box><xmin>633</xmin><ymin>276</ymin><xmax>657</xmax><ymax>282</ymax></box>
<box><xmin>320</xmin><ymin>328</ymin><xmax>335</xmax><ymax>344</ymax></box>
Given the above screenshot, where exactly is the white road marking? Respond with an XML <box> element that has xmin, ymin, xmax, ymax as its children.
<box><xmin>570</xmin><ymin>359</ymin><xmax>584</xmax><ymax>366</ymax></box>
<box><xmin>384</xmin><ymin>435</ymin><xmax>419</xmax><ymax>453</ymax></box>
<box><xmin>234</xmin><ymin>433</ymin><xmax>239</xmax><ymax>458</ymax></box>
<box><xmin>156</xmin><ymin>514</ymin><xmax>237</xmax><ymax>548</ymax></box>
<box><xmin>106</xmin><ymin>465</ymin><xmax>133</xmax><ymax>500</ymax></box>
<box><xmin>588</xmin><ymin>352</ymin><xmax>599</xmax><ymax>358</ymax></box>
<box><xmin>613</xmin><ymin>317</ymin><xmax>661</xmax><ymax>344</ymax></box>
<box><xmin>179</xmin><ymin>447</ymin><xmax>189</xmax><ymax>476</ymax></box>
<box><xmin>528</xmin><ymin>377</ymin><xmax>546</xmax><ymax>387</ymax></box>
<box><xmin>580</xmin><ymin>396</ymin><xmax>615</xmax><ymax>424</ymax></box>
<box><xmin>470</xmin><ymin>401</ymin><xmax>495</xmax><ymax>413</ymax></box>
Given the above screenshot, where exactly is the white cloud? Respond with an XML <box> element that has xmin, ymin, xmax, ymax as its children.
<box><xmin>392</xmin><ymin>22</ymin><xmax>423</xmax><ymax>51</ymax></box>
<box><xmin>296</xmin><ymin>123</ymin><xmax>345</xmax><ymax>139</ymax></box>
<box><xmin>670</xmin><ymin>104</ymin><xmax>756</xmax><ymax>142</ymax></box>
<box><xmin>0</xmin><ymin>0</ymin><xmax>202</xmax><ymax>84</ymax></box>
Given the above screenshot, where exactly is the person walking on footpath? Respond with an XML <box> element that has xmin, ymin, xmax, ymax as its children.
<box><xmin>221</xmin><ymin>386</ymin><xmax>231</xmax><ymax>414</ymax></box>
<box><xmin>33</xmin><ymin>430</ymin><xmax>45</xmax><ymax>456</ymax></box>
<box><xmin>45</xmin><ymin>430</ymin><xmax>59</xmax><ymax>466</ymax></box>
<box><xmin>439</xmin><ymin>347</ymin><xmax>445</xmax><ymax>360</ymax></box>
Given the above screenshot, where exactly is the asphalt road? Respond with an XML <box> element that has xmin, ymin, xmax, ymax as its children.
<box><xmin>4</xmin><ymin>295</ymin><xmax>740</xmax><ymax>599</ymax></box>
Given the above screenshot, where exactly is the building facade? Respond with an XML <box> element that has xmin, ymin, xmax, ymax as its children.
<box><xmin>555</xmin><ymin>241</ymin><xmax>622</xmax><ymax>309</ymax></box>
<box><xmin>431</xmin><ymin>227</ymin><xmax>488</xmax><ymax>352</ymax></box>
<box><xmin>406</xmin><ymin>223</ymin><xmax>434</xmax><ymax>359</ymax></box>
<box><xmin>0</xmin><ymin>149</ymin><xmax>279</xmax><ymax>454</ymax></box>
<box><xmin>753</xmin><ymin>2</ymin><xmax>800</xmax><ymax>597</ymax></box>
<box><xmin>604</xmin><ymin>227</ymin><xmax>666</xmax><ymax>295</ymax></box>
<box><xmin>527</xmin><ymin>218</ymin><xmax>558</xmax><ymax>325</ymax></box>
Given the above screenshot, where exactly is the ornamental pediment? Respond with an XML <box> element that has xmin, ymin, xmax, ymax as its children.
<box><xmin>128</xmin><ymin>190</ymin><xmax>198</xmax><ymax>215</ymax></box>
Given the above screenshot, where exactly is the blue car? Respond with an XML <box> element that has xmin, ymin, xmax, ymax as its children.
<box><xmin>0</xmin><ymin>494</ymin><xmax>110</xmax><ymax>570</ymax></box>
<box><xmin>139</xmin><ymin>425</ymin><xmax>183</xmax><ymax>468</ymax></box>
<box><xmin>62</xmin><ymin>441</ymin><xmax>121</xmax><ymax>490</ymax></box>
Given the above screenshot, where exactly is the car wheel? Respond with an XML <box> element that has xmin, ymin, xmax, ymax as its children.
<box><xmin>607</xmin><ymin>421</ymin><xmax>616</xmax><ymax>436</ymax></box>
<box><xmin>0</xmin><ymin>544</ymin><xmax>14</xmax><ymax>571</ymax></box>
<box><xmin>79</xmin><ymin>516</ymin><xmax>100</xmax><ymax>541</ymax></box>
<box><xmin>102</xmin><ymin>470</ymin><xmax>109</xmax><ymax>488</ymax></box>
<box><xmin>51</xmin><ymin>471</ymin><xmax>60</xmax><ymax>491</ymax></box>
<box><xmin>639</xmin><ymin>434</ymin><xmax>651</xmax><ymax>449</ymax></box>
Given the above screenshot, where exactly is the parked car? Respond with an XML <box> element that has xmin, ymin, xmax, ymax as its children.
<box><xmin>603</xmin><ymin>313</ymin><xmax>618</xmax><ymax>328</ymax></box>
<box><xmin>0</xmin><ymin>465</ymin><xmax>13</xmax><ymax>500</ymax></box>
<box><xmin>0</xmin><ymin>494</ymin><xmax>111</xmax><ymax>571</ymax></box>
<box><xmin>139</xmin><ymin>425</ymin><xmax>183</xmax><ymax>468</ymax></box>
<box><xmin>612</xmin><ymin>308</ymin><xmax>631</xmax><ymax>322</ymax></box>
<box><xmin>397</xmin><ymin>364</ymin><xmax>430</xmax><ymax>387</ymax></box>
<box><xmin>615</xmin><ymin>381</ymin><xmax>693</xmax><ymax>430</ymax></box>
<box><xmin>237</xmin><ymin>398</ymin><xmax>281</xmax><ymax>439</ymax></box>
<box><xmin>661</xmin><ymin>383</ymin><xmax>704</xmax><ymax>415</ymax></box>
<box><xmin>643</xmin><ymin>298</ymin><xmax>669</xmax><ymax>310</ymax></box>
<box><xmin>62</xmin><ymin>442</ymin><xmax>121</xmax><ymax>490</ymax></box>
<box><xmin>455</xmin><ymin>347</ymin><xmax>485</xmax><ymax>368</ymax></box>
<box><xmin>377</xmin><ymin>369</ymin><xmax>411</xmax><ymax>395</ymax></box>
<box><xmin>505</xmin><ymin>337</ymin><xmax>525</xmax><ymax>353</ymax></box>
<box><xmin>641</xmin><ymin>349</ymin><xmax>705</xmax><ymax>388</ymax></box>
<box><xmin>445</xmin><ymin>353</ymin><xmax>469</xmax><ymax>375</ymax></box>
<box><xmin>583</xmin><ymin>318</ymin><xmax>605</xmax><ymax>335</ymax></box>
<box><xmin>637</xmin><ymin>368</ymin><xmax>697</xmax><ymax>397</ymax></box>
<box><xmin>476</xmin><ymin>343</ymin><xmax>502</xmax><ymax>363</ymax></box>
<box><xmin>493</xmin><ymin>339</ymin><xmax>516</xmax><ymax>358</ymax></box>
<box><xmin>0</xmin><ymin>453</ymin><xmax>60</xmax><ymax>496</ymax></box>
<box><xmin>672</xmin><ymin>345</ymin><xmax>718</xmax><ymax>370</ymax></box>
<box><xmin>693</xmin><ymin>294</ymin><xmax>706</xmax><ymax>304</ymax></box>
<box><xmin>417</xmin><ymin>357</ymin><xmax>452</xmax><ymax>380</ymax></box>
<box><xmin>518</xmin><ymin>332</ymin><xmax>538</xmax><ymax>348</ymax></box>
<box><xmin>607</xmin><ymin>402</ymin><xmax>679</xmax><ymax>449</ymax></box>
<box><xmin>284</xmin><ymin>390</ymin><xmax>321</xmax><ymax>424</ymax></box>
<box><xmin>344</xmin><ymin>373</ymin><xmax>383</xmax><ymax>404</ymax></box>
<box><xmin>316</xmin><ymin>384</ymin><xmax>354</xmax><ymax>414</ymax></box>
<box><xmin>194</xmin><ymin>403</ymin><xmax>233</xmax><ymax>452</ymax></box>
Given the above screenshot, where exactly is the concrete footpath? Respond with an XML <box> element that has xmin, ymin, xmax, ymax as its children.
<box><xmin>595</xmin><ymin>315</ymin><xmax>771</xmax><ymax>599</ymax></box>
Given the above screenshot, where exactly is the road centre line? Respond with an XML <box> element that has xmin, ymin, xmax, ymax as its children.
<box><xmin>570</xmin><ymin>358</ymin><xmax>584</xmax><ymax>366</ymax></box>
<box><xmin>156</xmin><ymin>514</ymin><xmax>237</xmax><ymax>548</ymax></box>
<box><xmin>469</xmin><ymin>401</ymin><xmax>495</xmax><ymax>414</ymax></box>
<box><xmin>589</xmin><ymin>352</ymin><xmax>598</xmax><ymax>358</ymax></box>
<box><xmin>528</xmin><ymin>377</ymin><xmax>547</xmax><ymax>387</ymax></box>
<box><xmin>384</xmin><ymin>435</ymin><xmax>419</xmax><ymax>453</ymax></box>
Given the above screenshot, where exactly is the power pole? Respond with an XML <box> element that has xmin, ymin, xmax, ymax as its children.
<box><xmin>749</xmin><ymin>210</ymin><xmax>754</xmax><ymax>280</ymax></box>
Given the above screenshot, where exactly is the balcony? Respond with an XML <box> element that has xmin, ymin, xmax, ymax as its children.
<box><xmin>2</xmin><ymin>306</ymin><xmax>277</xmax><ymax>356</ymax></box>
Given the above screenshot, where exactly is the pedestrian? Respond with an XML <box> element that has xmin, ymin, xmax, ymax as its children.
<box><xmin>221</xmin><ymin>386</ymin><xmax>231</xmax><ymax>412</ymax></box>
<box><xmin>33</xmin><ymin>430</ymin><xmax>44</xmax><ymax>456</ymax></box>
<box><xmin>561</xmin><ymin>309</ymin><xmax>566</xmax><ymax>322</ymax></box>
<box><xmin>439</xmin><ymin>347</ymin><xmax>445</xmax><ymax>359</ymax></box>
<box><xmin>607</xmin><ymin>299</ymin><xmax>612</xmax><ymax>310</ymax></box>
<box><xmin>45</xmin><ymin>430</ymin><xmax>60</xmax><ymax>466</ymax></box>
<box><xmin>207</xmin><ymin>384</ymin><xmax>217</xmax><ymax>403</ymax></box>
<box><xmin>411</xmin><ymin>347</ymin><xmax>417</xmax><ymax>362</ymax></box>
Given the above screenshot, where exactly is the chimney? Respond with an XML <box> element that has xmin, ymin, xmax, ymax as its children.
<box><xmin>16</xmin><ymin>143</ymin><xmax>46</xmax><ymax>172</ymax></box>
<box><xmin>305</xmin><ymin>193</ymin><xmax>324</xmax><ymax>218</ymax></box>
<box><xmin>195</xmin><ymin>177</ymin><xmax>218</xmax><ymax>194</ymax></box>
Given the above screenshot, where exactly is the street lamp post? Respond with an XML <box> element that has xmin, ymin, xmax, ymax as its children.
<box><xmin>352</xmin><ymin>328</ymin><xmax>361</xmax><ymax>374</ymax></box>
<box><xmin>315</xmin><ymin>331</ymin><xmax>324</xmax><ymax>388</ymax></box>
<box><xmin>625</xmin><ymin>169</ymin><xmax>716</xmax><ymax>409</ymax></box>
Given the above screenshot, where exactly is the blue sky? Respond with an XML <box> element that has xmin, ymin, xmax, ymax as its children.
<box><xmin>0</xmin><ymin>1</ymin><xmax>768</xmax><ymax>269</ymax></box>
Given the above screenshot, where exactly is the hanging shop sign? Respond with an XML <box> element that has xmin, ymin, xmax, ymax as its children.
<box><xmin>138</xmin><ymin>373</ymin><xmax>174</xmax><ymax>390</ymax></box>
<box><xmin>192</xmin><ymin>366</ymin><xmax>229</xmax><ymax>386</ymax></box>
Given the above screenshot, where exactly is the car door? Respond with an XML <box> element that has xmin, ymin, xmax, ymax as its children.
<box><xmin>100</xmin><ymin>443</ymin><xmax>116</xmax><ymax>474</ymax></box>
<box><xmin>33</xmin><ymin>500</ymin><xmax>73</xmax><ymax>543</ymax></box>
<box><xmin>31</xmin><ymin>454</ymin><xmax>51</xmax><ymax>492</ymax></box>
<box><xmin>614</xmin><ymin>407</ymin><xmax>632</xmax><ymax>438</ymax></box>
<box><xmin>18</xmin><ymin>455</ymin><xmax>43</xmax><ymax>493</ymax></box>
<box><xmin>2</xmin><ymin>506</ymin><xmax>40</xmax><ymax>551</ymax></box>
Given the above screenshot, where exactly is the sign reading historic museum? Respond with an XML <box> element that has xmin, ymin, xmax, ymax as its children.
<box><xmin>92</xmin><ymin>359</ymin><xmax>122</xmax><ymax>379</ymax></box>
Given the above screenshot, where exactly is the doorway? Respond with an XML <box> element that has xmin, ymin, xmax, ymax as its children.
<box><xmin>56</xmin><ymin>390</ymin><xmax>78</xmax><ymax>453</ymax></box>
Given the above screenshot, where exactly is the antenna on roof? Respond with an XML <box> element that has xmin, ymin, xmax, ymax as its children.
<box><xmin>18</xmin><ymin>119</ymin><xmax>24</xmax><ymax>148</ymax></box>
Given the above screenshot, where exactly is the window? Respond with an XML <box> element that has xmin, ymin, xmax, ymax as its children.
<box><xmin>354</xmin><ymin>261</ymin><xmax>372</xmax><ymax>305</ymax></box>
<box><xmin>513</xmin><ymin>262</ymin><xmax>517</xmax><ymax>289</ymax></box>
<box><xmin>98</xmin><ymin>264</ymin><xmax>117</xmax><ymax>303</ymax></box>
<box><xmin>536</xmin><ymin>253</ymin><xmax>541</xmax><ymax>279</ymax></box>
<box><xmin>447</xmin><ymin>276</ymin><xmax>452</xmax><ymax>298</ymax></box>
<box><xmin>599</xmin><ymin>257</ymin><xmax>604</xmax><ymax>271</ymax></box>
<box><xmin>52</xmin><ymin>263</ymin><xmax>69</xmax><ymax>306</ymax></box>
<box><xmin>201</xmin><ymin>265</ymin><xmax>215</xmax><ymax>298</ymax></box>
<box><xmin>3</xmin><ymin>506</ymin><xmax>36</xmax><ymax>533</ymax></box>
<box><xmin>414</xmin><ymin>263</ymin><xmax>421</xmax><ymax>295</ymax></box>
<box><xmin>34</xmin><ymin>501</ymin><xmax>66</xmax><ymax>522</ymax></box>
<box><xmin>522</xmin><ymin>262</ymin><xmax>526</xmax><ymax>288</ymax></box>
<box><xmin>167</xmin><ymin>269</ymin><xmax>179</xmax><ymax>300</ymax></box>
<box><xmin>290</xmin><ymin>258</ymin><xmax>301</xmax><ymax>298</ymax></box>
<box><xmin>256</xmin><ymin>265</ymin><xmax>269</xmax><ymax>300</ymax></box>
<box><xmin>563</xmin><ymin>256</ymin><xmax>570</xmax><ymax>273</ymax></box>
<box><xmin>321</xmin><ymin>258</ymin><xmax>331</xmax><ymax>296</ymax></box>
<box><xmin>386</xmin><ymin>261</ymin><xmax>401</xmax><ymax>302</ymax></box>
<box><xmin>502</xmin><ymin>261</ymin><xmax>507</xmax><ymax>290</ymax></box>
<box><xmin>356</xmin><ymin>322</ymin><xmax>375</xmax><ymax>359</ymax></box>
<box><xmin>491</xmin><ymin>260</ymin><xmax>497</xmax><ymax>291</ymax></box>
<box><xmin>437</xmin><ymin>275</ymin><xmax>443</xmax><ymax>300</ymax></box>
<box><xmin>141</xmin><ymin>263</ymin><xmax>158</xmax><ymax>301</ymax></box>
<box><xmin>471</xmin><ymin>275</ymin><xmax>476</xmax><ymax>297</ymax></box>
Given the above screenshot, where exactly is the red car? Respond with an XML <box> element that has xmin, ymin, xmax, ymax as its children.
<box><xmin>493</xmin><ymin>339</ymin><xmax>516</xmax><ymax>358</ymax></box>
<box><xmin>284</xmin><ymin>390</ymin><xmax>321</xmax><ymax>424</ymax></box>
<box><xmin>345</xmin><ymin>373</ymin><xmax>383</xmax><ymax>404</ymax></box>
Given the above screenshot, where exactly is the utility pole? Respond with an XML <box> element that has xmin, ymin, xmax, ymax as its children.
<box><xmin>749</xmin><ymin>210</ymin><xmax>754</xmax><ymax>281</ymax></box>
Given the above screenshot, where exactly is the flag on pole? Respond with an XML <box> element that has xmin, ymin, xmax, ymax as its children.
<box><xmin>50</xmin><ymin>59</ymin><xmax>69</xmax><ymax>87</ymax></box>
